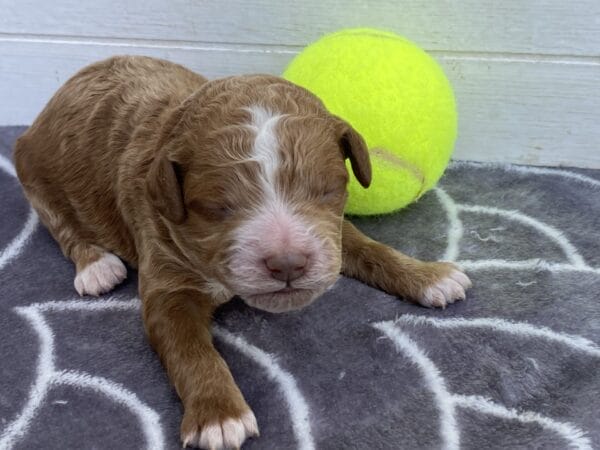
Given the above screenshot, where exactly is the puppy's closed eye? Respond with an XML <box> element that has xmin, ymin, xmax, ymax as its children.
<box><xmin>320</xmin><ymin>186</ymin><xmax>347</xmax><ymax>204</ymax></box>
<box><xmin>188</xmin><ymin>199</ymin><xmax>235</xmax><ymax>221</ymax></box>
<box><xmin>315</xmin><ymin>174</ymin><xmax>348</xmax><ymax>204</ymax></box>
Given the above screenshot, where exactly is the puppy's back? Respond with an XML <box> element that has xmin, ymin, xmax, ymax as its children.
<box><xmin>16</xmin><ymin>56</ymin><xmax>206</xmax><ymax>181</ymax></box>
<box><xmin>14</xmin><ymin>56</ymin><xmax>207</xmax><ymax>263</ymax></box>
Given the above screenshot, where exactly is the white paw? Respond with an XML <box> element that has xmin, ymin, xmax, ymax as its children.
<box><xmin>183</xmin><ymin>411</ymin><xmax>259</xmax><ymax>449</ymax></box>
<box><xmin>74</xmin><ymin>252</ymin><xmax>127</xmax><ymax>296</ymax></box>
<box><xmin>420</xmin><ymin>269</ymin><xmax>472</xmax><ymax>308</ymax></box>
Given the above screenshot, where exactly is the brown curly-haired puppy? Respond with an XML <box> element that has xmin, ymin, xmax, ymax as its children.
<box><xmin>15</xmin><ymin>56</ymin><xmax>471</xmax><ymax>449</ymax></box>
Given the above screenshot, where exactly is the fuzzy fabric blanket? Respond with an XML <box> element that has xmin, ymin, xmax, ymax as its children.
<box><xmin>1</xmin><ymin>125</ymin><xmax>599</xmax><ymax>449</ymax></box>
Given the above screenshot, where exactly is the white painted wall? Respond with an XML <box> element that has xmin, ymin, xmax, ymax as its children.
<box><xmin>1</xmin><ymin>1</ymin><xmax>598</xmax><ymax>168</ymax></box>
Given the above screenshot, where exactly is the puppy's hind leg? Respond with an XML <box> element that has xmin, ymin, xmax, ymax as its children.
<box><xmin>15</xmin><ymin>135</ymin><xmax>127</xmax><ymax>296</ymax></box>
<box><xmin>19</xmin><ymin>183</ymin><xmax>127</xmax><ymax>296</ymax></box>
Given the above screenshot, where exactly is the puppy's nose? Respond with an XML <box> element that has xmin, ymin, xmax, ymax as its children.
<box><xmin>265</xmin><ymin>252</ymin><xmax>307</xmax><ymax>282</ymax></box>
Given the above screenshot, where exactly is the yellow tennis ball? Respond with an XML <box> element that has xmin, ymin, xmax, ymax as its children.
<box><xmin>283</xmin><ymin>28</ymin><xmax>457</xmax><ymax>215</ymax></box>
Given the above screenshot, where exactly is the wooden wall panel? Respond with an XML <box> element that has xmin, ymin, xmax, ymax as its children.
<box><xmin>1</xmin><ymin>0</ymin><xmax>598</xmax><ymax>167</ymax></box>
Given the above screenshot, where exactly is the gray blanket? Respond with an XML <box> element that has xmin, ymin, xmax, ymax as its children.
<box><xmin>1</xmin><ymin>125</ymin><xmax>599</xmax><ymax>449</ymax></box>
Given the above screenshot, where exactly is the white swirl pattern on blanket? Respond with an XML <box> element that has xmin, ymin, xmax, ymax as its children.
<box><xmin>1</xmin><ymin>154</ymin><xmax>599</xmax><ymax>449</ymax></box>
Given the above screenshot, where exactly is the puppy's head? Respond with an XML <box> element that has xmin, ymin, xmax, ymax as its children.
<box><xmin>147</xmin><ymin>75</ymin><xmax>370</xmax><ymax>312</ymax></box>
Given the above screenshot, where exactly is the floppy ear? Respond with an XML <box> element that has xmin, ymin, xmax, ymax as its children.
<box><xmin>146</xmin><ymin>153</ymin><xmax>186</xmax><ymax>224</ymax></box>
<box><xmin>146</xmin><ymin>105</ymin><xmax>189</xmax><ymax>224</ymax></box>
<box><xmin>335</xmin><ymin>117</ymin><xmax>372</xmax><ymax>188</ymax></box>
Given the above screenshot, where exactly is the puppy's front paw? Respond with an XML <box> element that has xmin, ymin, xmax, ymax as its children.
<box><xmin>419</xmin><ymin>263</ymin><xmax>472</xmax><ymax>308</ymax></box>
<box><xmin>181</xmin><ymin>398</ymin><xmax>259</xmax><ymax>449</ymax></box>
<box><xmin>74</xmin><ymin>252</ymin><xmax>127</xmax><ymax>296</ymax></box>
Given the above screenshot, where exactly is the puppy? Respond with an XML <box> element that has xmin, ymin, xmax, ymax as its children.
<box><xmin>15</xmin><ymin>56</ymin><xmax>471</xmax><ymax>449</ymax></box>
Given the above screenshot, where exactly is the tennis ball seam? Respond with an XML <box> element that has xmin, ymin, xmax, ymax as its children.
<box><xmin>370</xmin><ymin>147</ymin><xmax>426</xmax><ymax>198</ymax></box>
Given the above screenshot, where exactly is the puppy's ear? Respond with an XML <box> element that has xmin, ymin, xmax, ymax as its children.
<box><xmin>334</xmin><ymin>117</ymin><xmax>372</xmax><ymax>188</ymax></box>
<box><xmin>146</xmin><ymin>154</ymin><xmax>186</xmax><ymax>224</ymax></box>
<box><xmin>146</xmin><ymin>105</ymin><xmax>189</xmax><ymax>224</ymax></box>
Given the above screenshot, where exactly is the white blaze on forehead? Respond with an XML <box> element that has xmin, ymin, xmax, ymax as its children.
<box><xmin>240</xmin><ymin>105</ymin><xmax>297</xmax><ymax>252</ymax></box>
<box><xmin>234</xmin><ymin>105</ymin><xmax>328</xmax><ymax>282</ymax></box>
<box><xmin>226</xmin><ymin>106</ymin><xmax>341</xmax><ymax>303</ymax></box>
<box><xmin>245</xmin><ymin>105</ymin><xmax>284</xmax><ymax>199</ymax></box>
